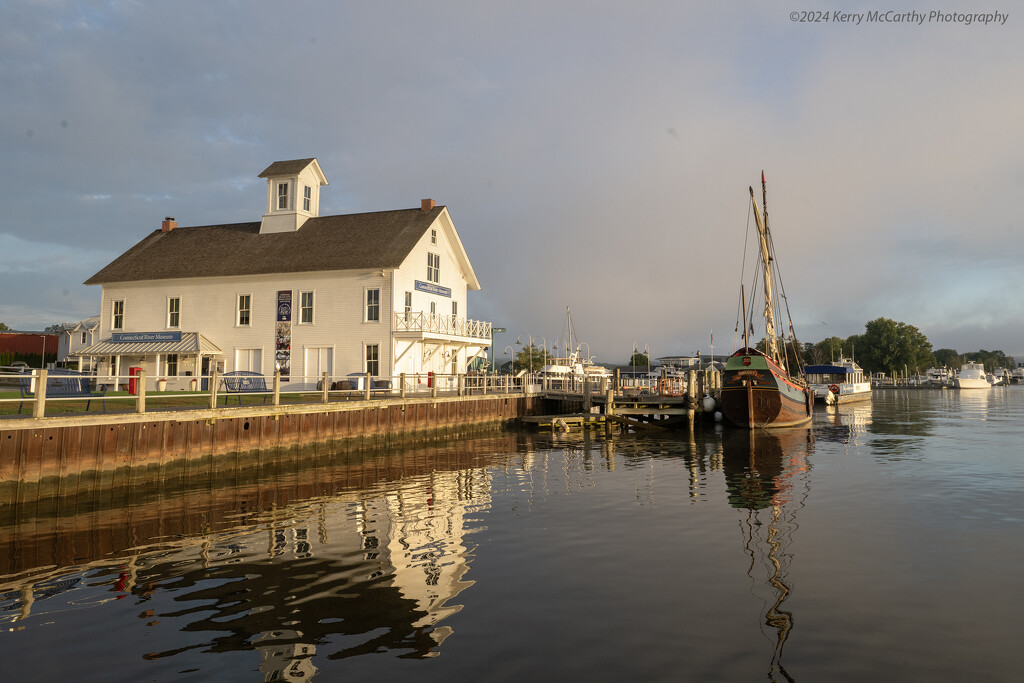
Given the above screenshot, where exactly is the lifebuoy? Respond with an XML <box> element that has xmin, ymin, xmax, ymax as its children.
<box><xmin>829</xmin><ymin>384</ymin><xmax>840</xmax><ymax>395</ymax></box>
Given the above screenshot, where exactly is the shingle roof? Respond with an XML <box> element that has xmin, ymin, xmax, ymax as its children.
<box><xmin>258</xmin><ymin>158</ymin><xmax>318</xmax><ymax>177</ymax></box>
<box><xmin>84</xmin><ymin>207</ymin><xmax>445</xmax><ymax>285</ymax></box>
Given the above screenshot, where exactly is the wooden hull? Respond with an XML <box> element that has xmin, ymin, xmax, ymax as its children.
<box><xmin>720</xmin><ymin>348</ymin><xmax>812</xmax><ymax>428</ymax></box>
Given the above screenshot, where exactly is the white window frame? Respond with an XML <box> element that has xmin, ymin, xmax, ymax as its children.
<box><xmin>404</xmin><ymin>291</ymin><xmax>412</xmax><ymax>320</ymax></box>
<box><xmin>166</xmin><ymin>354</ymin><xmax>179</xmax><ymax>377</ymax></box>
<box><xmin>303</xmin><ymin>185</ymin><xmax>311</xmax><ymax>212</ymax></box>
<box><xmin>111</xmin><ymin>299</ymin><xmax>124</xmax><ymax>330</ymax></box>
<box><xmin>427</xmin><ymin>253</ymin><xmax>440</xmax><ymax>283</ymax></box>
<box><xmin>431</xmin><ymin>228</ymin><xmax>437</xmax><ymax>245</ymax></box>
<box><xmin>452</xmin><ymin>301</ymin><xmax>458</xmax><ymax>317</ymax></box>
<box><xmin>237</xmin><ymin>293</ymin><xmax>252</xmax><ymax>327</ymax></box>
<box><xmin>365</xmin><ymin>343</ymin><xmax>380</xmax><ymax>376</ymax></box>
<box><xmin>277</xmin><ymin>181</ymin><xmax>289</xmax><ymax>210</ymax></box>
<box><xmin>365</xmin><ymin>288</ymin><xmax>380</xmax><ymax>322</ymax></box>
<box><xmin>167</xmin><ymin>296</ymin><xmax>181</xmax><ymax>329</ymax></box>
<box><xmin>299</xmin><ymin>290</ymin><xmax>314</xmax><ymax>324</ymax></box>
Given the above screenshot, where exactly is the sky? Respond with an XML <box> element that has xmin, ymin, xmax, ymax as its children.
<box><xmin>2</xmin><ymin>1</ymin><xmax>1023</xmax><ymax>365</ymax></box>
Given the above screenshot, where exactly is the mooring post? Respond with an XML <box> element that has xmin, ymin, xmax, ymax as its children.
<box><xmin>137</xmin><ymin>369</ymin><xmax>147</xmax><ymax>414</ymax></box>
<box><xmin>614</xmin><ymin>368</ymin><xmax>620</xmax><ymax>396</ymax></box>
<box><xmin>687</xmin><ymin>369</ymin><xmax>697</xmax><ymax>430</ymax></box>
<box><xmin>583</xmin><ymin>379</ymin><xmax>592</xmax><ymax>412</ymax></box>
<box><xmin>209</xmin><ymin>369</ymin><xmax>219</xmax><ymax>409</ymax></box>
<box><xmin>32</xmin><ymin>368</ymin><xmax>48</xmax><ymax>418</ymax></box>
<box><xmin>431</xmin><ymin>377</ymin><xmax>438</xmax><ymax>398</ymax></box>
<box><xmin>322</xmin><ymin>371</ymin><xmax>330</xmax><ymax>403</ymax></box>
<box><xmin>458</xmin><ymin>373</ymin><xmax>464</xmax><ymax>396</ymax></box>
<box><xmin>400</xmin><ymin>373</ymin><xmax>407</xmax><ymax>399</ymax></box>
<box><xmin>273</xmin><ymin>371</ymin><xmax>281</xmax><ymax>406</ymax></box>
<box><xmin>364</xmin><ymin>373</ymin><xmax>371</xmax><ymax>401</ymax></box>
<box><xmin>504</xmin><ymin>373</ymin><xmax>510</xmax><ymax>394</ymax></box>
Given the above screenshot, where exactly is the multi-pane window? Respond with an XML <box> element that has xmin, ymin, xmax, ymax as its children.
<box><xmin>427</xmin><ymin>253</ymin><xmax>440</xmax><ymax>283</ymax></box>
<box><xmin>277</xmin><ymin>182</ymin><xmax>289</xmax><ymax>210</ymax></box>
<box><xmin>167</xmin><ymin>297</ymin><xmax>180</xmax><ymax>328</ymax></box>
<box><xmin>166</xmin><ymin>354</ymin><xmax>179</xmax><ymax>376</ymax></box>
<box><xmin>81</xmin><ymin>332</ymin><xmax>87</xmax><ymax>344</ymax></box>
<box><xmin>452</xmin><ymin>301</ymin><xmax>458</xmax><ymax>317</ymax></box>
<box><xmin>237</xmin><ymin>294</ymin><xmax>251</xmax><ymax>326</ymax></box>
<box><xmin>300</xmin><ymin>291</ymin><xmax>314</xmax><ymax>324</ymax></box>
<box><xmin>366</xmin><ymin>289</ymin><xmax>380</xmax><ymax>322</ymax></box>
<box><xmin>303</xmin><ymin>185</ymin><xmax>311</xmax><ymax>211</ymax></box>
<box><xmin>404</xmin><ymin>291</ymin><xmax>412</xmax><ymax>320</ymax></box>
<box><xmin>112</xmin><ymin>300</ymin><xmax>124</xmax><ymax>330</ymax></box>
<box><xmin>365</xmin><ymin>344</ymin><xmax>379</xmax><ymax>376</ymax></box>
<box><xmin>431</xmin><ymin>229</ymin><xmax>437</xmax><ymax>244</ymax></box>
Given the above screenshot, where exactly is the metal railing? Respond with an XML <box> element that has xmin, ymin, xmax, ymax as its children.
<box><xmin>392</xmin><ymin>311</ymin><xmax>492</xmax><ymax>339</ymax></box>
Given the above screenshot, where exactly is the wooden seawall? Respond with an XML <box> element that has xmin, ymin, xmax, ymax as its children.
<box><xmin>0</xmin><ymin>394</ymin><xmax>551</xmax><ymax>498</ymax></box>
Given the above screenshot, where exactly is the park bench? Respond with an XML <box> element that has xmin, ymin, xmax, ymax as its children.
<box><xmin>19</xmin><ymin>368</ymin><xmax>106</xmax><ymax>414</ymax></box>
<box><xmin>222</xmin><ymin>370</ymin><xmax>269</xmax><ymax>404</ymax></box>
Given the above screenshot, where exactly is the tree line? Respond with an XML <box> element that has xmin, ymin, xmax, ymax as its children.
<box><xmin>800</xmin><ymin>317</ymin><xmax>1015</xmax><ymax>376</ymax></box>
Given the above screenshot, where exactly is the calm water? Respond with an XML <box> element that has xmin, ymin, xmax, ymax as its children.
<box><xmin>2</xmin><ymin>388</ymin><xmax>1023</xmax><ymax>681</ymax></box>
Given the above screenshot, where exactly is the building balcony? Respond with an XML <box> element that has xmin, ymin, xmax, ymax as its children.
<box><xmin>393</xmin><ymin>312</ymin><xmax>492</xmax><ymax>341</ymax></box>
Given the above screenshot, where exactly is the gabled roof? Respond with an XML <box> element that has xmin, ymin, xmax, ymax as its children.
<box><xmin>85</xmin><ymin>207</ymin><xmax>453</xmax><ymax>285</ymax></box>
<box><xmin>258</xmin><ymin>158</ymin><xmax>318</xmax><ymax>178</ymax></box>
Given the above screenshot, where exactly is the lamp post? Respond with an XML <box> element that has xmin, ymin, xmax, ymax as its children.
<box><xmin>504</xmin><ymin>345</ymin><xmax>514</xmax><ymax>373</ymax></box>
<box><xmin>515</xmin><ymin>334</ymin><xmax>534</xmax><ymax>372</ymax></box>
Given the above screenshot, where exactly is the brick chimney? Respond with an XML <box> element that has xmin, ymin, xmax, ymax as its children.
<box><xmin>421</xmin><ymin>199</ymin><xmax>436</xmax><ymax>211</ymax></box>
<box><xmin>161</xmin><ymin>216</ymin><xmax>177</xmax><ymax>232</ymax></box>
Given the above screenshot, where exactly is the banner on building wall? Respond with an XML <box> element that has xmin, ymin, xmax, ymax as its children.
<box><xmin>276</xmin><ymin>291</ymin><xmax>292</xmax><ymax>379</ymax></box>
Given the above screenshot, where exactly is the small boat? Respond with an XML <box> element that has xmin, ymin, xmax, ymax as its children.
<box><xmin>805</xmin><ymin>358</ymin><xmax>872</xmax><ymax>404</ymax></box>
<box><xmin>720</xmin><ymin>172</ymin><xmax>813</xmax><ymax>428</ymax></box>
<box><xmin>954</xmin><ymin>361</ymin><xmax>990</xmax><ymax>389</ymax></box>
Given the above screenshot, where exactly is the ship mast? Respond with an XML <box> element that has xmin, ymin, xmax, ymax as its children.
<box><xmin>749</xmin><ymin>172</ymin><xmax>780</xmax><ymax>365</ymax></box>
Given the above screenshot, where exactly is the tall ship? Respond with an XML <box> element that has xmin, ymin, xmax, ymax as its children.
<box><xmin>805</xmin><ymin>357</ymin><xmax>872</xmax><ymax>404</ymax></box>
<box><xmin>720</xmin><ymin>173</ymin><xmax>813</xmax><ymax>428</ymax></box>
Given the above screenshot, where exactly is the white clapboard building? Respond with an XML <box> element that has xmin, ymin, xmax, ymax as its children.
<box><xmin>74</xmin><ymin>158</ymin><xmax>489</xmax><ymax>391</ymax></box>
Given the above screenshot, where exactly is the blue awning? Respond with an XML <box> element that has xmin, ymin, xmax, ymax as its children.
<box><xmin>804</xmin><ymin>364</ymin><xmax>857</xmax><ymax>374</ymax></box>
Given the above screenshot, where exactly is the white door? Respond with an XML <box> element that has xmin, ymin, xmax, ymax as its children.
<box><xmin>305</xmin><ymin>347</ymin><xmax>333</xmax><ymax>388</ymax></box>
<box><xmin>235</xmin><ymin>348</ymin><xmax>263</xmax><ymax>373</ymax></box>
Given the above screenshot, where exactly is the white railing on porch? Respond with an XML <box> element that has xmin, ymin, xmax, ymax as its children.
<box><xmin>393</xmin><ymin>312</ymin><xmax>492</xmax><ymax>340</ymax></box>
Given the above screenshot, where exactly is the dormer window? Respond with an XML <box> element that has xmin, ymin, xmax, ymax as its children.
<box><xmin>258</xmin><ymin>158</ymin><xmax>328</xmax><ymax>233</ymax></box>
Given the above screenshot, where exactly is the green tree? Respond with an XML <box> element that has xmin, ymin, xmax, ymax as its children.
<box><xmin>966</xmin><ymin>349</ymin><xmax>1015</xmax><ymax>372</ymax></box>
<box><xmin>807</xmin><ymin>336</ymin><xmax>847</xmax><ymax>364</ymax></box>
<box><xmin>628</xmin><ymin>352</ymin><xmax>649</xmax><ymax>367</ymax></box>
<box><xmin>933</xmin><ymin>348</ymin><xmax>960</xmax><ymax>369</ymax></box>
<box><xmin>0</xmin><ymin>322</ymin><xmax>9</xmax><ymax>330</ymax></box>
<box><xmin>857</xmin><ymin>317</ymin><xmax>934</xmax><ymax>376</ymax></box>
<box><xmin>44</xmin><ymin>323</ymin><xmax>62</xmax><ymax>333</ymax></box>
<box><xmin>515</xmin><ymin>344</ymin><xmax>549</xmax><ymax>372</ymax></box>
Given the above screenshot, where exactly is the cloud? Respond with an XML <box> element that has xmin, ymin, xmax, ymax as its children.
<box><xmin>2</xmin><ymin>1</ymin><xmax>1023</xmax><ymax>357</ymax></box>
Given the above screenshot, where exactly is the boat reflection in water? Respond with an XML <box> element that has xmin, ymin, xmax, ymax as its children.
<box><xmin>722</xmin><ymin>427</ymin><xmax>814</xmax><ymax>683</ymax></box>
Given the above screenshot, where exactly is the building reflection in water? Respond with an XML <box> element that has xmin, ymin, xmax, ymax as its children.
<box><xmin>0</xmin><ymin>435</ymin><xmax>525</xmax><ymax>679</ymax></box>
<box><xmin>722</xmin><ymin>427</ymin><xmax>814</xmax><ymax>683</ymax></box>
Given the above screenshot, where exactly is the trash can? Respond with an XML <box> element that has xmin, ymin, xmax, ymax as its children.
<box><xmin>128</xmin><ymin>366</ymin><xmax>142</xmax><ymax>395</ymax></box>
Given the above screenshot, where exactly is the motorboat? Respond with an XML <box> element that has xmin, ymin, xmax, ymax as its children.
<box><xmin>954</xmin><ymin>361</ymin><xmax>990</xmax><ymax>389</ymax></box>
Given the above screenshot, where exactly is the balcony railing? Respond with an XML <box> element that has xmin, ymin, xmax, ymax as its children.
<box><xmin>392</xmin><ymin>312</ymin><xmax>492</xmax><ymax>340</ymax></box>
